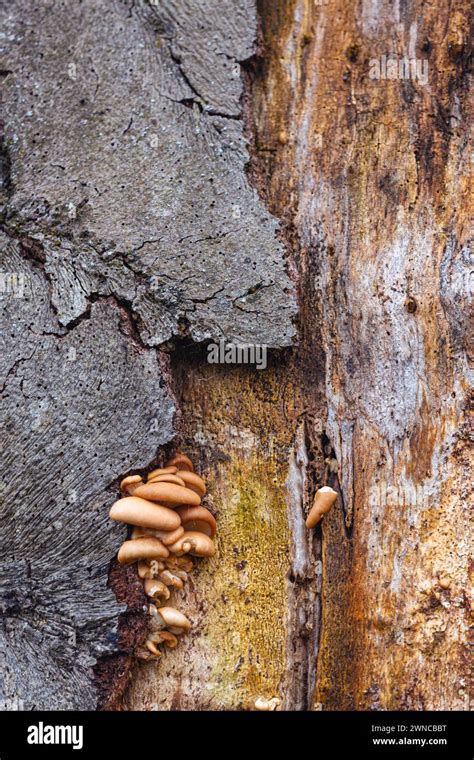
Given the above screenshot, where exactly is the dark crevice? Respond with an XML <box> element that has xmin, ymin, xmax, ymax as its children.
<box><xmin>0</xmin><ymin>121</ymin><xmax>14</xmax><ymax>207</ymax></box>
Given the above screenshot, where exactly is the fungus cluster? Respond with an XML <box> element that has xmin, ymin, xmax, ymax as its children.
<box><xmin>110</xmin><ymin>452</ymin><xmax>216</xmax><ymax>659</ymax></box>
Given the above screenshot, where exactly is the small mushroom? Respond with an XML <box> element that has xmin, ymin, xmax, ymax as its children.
<box><xmin>133</xmin><ymin>482</ymin><xmax>201</xmax><ymax>507</ymax></box>
<box><xmin>145</xmin><ymin>630</ymin><xmax>178</xmax><ymax>657</ymax></box>
<box><xmin>165</xmin><ymin>555</ymin><xmax>194</xmax><ymax>573</ymax></box>
<box><xmin>138</xmin><ymin>559</ymin><xmax>166</xmax><ymax>579</ymax></box>
<box><xmin>166</xmin><ymin>453</ymin><xmax>194</xmax><ymax>472</ymax></box>
<box><xmin>147</xmin><ymin>473</ymin><xmax>186</xmax><ymax>487</ymax></box>
<box><xmin>143</xmin><ymin>578</ymin><xmax>170</xmax><ymax>601</ymax></box>
<box><xmin>159</xmin><ymin>569</ymin><xmax>184</xmax><ymax>589</ymax></box>
<box><xmin>147</xmin><ymin>466</ymin><xmax>178</xmax><ymax>480</ymax></box>
<box><xmin>152</xmin><ymin>606</ymin><xmax>191</xmax><ymax>634</ymax></box>
<box><xmin>175</xmin><ymin>471</ymin><xmax>206</xmax><ymax>496</ymax></box>
<box><xmin>109</xmin><ymin>496</ymin><xmax>181</xmax><ymax>531</ymax></box>
<box><xmin>158</xmin><ymin>630</ymin><xmax>178</xmax><ymax>648</ymax></box>
<box><xmin>175</xmin><ymin>506</ymin><xmax>217</xmax><ymax>538</ymax></box>
<box><xmin>254</xmin><ymin>697</ymin><xmax>281</xmax><ymax>711</ymax></box>
<box><xmin>120</xmin><ymin>475</ymin><xmax>143</xmax><ymax>495</ymax></box>
<box><xmin>145</xmin><ymin>638</ymin><xmax>162</xmax><ymax>658</ymax></box>
<box><xmin>305</xmin><ymin>486</ymin><xmax>338</xmax><ymax>529</ymax></box>
<box><xmin>168</xmin><ymin>531</ymin><xmax>215</xmax><ymax>557</ymax></box>
<box><xmin>131</xmin><ymin>525</ymin><xmax>185</xmax><ymax>546</ymax></box>
<box><xmin>117</xmin><ymin>536</ymin><xmax>169</xmax><ymax>565</ymax></box>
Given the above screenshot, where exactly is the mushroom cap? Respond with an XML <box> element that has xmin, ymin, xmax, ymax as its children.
<box><xmin>109</xmin><ymin>496</ymin><xmax>181</xmax><ymax>531</ymax></box>
<box><xmin>155</xmin><ymin>606</ymin><xmax>191</xmax><ymax>632</ymax></box>
<box><xmin>147</xmin><ymin>466</ymin><xmax>178</xmax><ymax>480</ymax></box>
<box><xmin>148</xmin><ymin>473</ymin><xmax>186</xmax><ymax>487</ymax></box>
<box><xmin>175</xmin><ymin>471</ymin><xmax>207</xmax><ymax>497</ymax></box>
<box><xmin>143</xmin><ymin>578</ymin><xmax>170</xmax><ymax>600</ymax></box>
<box><xmin>158</xmin><ymin>630</ymin><xmax>178</xmax><ymax>648</ymax></box>
<box><xmin>168</xmin><ymin>531</ymin><xmax>216</xmax><ymax>558</ymax></box>
<box><xmin>131</xmin><ymin>525</ymin><xmax>185</xmax><ymax>545</ymax></box>
<box><xmin>120</xmin><ymin>475</ymin><xmax>143</xmax><ymax>494</ymax></box>
<box><xmin>175</xmin><ymin>506</ymin><xmax>216</xmax><ymax>538</ymax></box>
<box><xmin>145</xmin><ymin>638</ymin><xmax>162</xmax><ymax>658</ymax></box>
<box><xmin>117</xmin><ymin>537</ymin><xmax>169</xmax><ymax>564</ymax></box>
<box><xmin>159</xmin><ymin>569</ymin><xmax>184</xmax><ymax>588</ymax></box>
<box><xmin>134</xmin><ymin>482</ymin><xmax>201</xmax><ymax>506</ymax></box>
<box><xmin>305</xmin><ymin>486</ymin><xmax>338</xmax><ymax>529</ymax></box>
<box><xmin>166</xmin><ymin>453</ymin><xmax>194</xmax><ymax>472</ymax></box>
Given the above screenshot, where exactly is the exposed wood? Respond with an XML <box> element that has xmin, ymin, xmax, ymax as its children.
<box><xmin>0</xmin><ymin>0</ymin><xmax>471</xmax><ymax>712</ymax></box>
<box><xmin>248</xmin><ymin>0</ymin><xmax>472</xmax><ymax>710</ymax></box>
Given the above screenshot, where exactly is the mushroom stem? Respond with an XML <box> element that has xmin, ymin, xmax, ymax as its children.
<box><xmin>168</xmin><ymin>531</ymin><xmax>215</xmax><ymax>557</ymax></box>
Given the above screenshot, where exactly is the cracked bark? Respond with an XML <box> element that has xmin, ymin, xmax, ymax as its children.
<box><xmin>1</xmin><ymin>0</ymin><xmax>471</xmax><ymax>712</ymax></box>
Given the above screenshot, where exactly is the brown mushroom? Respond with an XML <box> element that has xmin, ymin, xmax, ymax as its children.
<box><xmin>167</xmin><ymin>556</ymin><xmax>194</xmax><ymax>573</ymax></box>
<box><xmin>158</xmin><ymin>630</ymin><xmax>178</xmax><ymax>648</ymax></box>
<box><xmin>137</xmin><ymin>559</ymin><xmax>166</xmax><ymax>579</ymax></box>
<box><xmin>175</xmin><ymin>506</ymin><xmax>216</xmax><ymax>538</ymax></box>
<box><xmin>175</xmin><ymin>471</ymin><xmax>206</xmax><ymax>496</ymax></box>
<box><xmin>147</xmin><ymin>466</ymin><xmax>178</xmax><ymax>480</ymax></box>
<box><xmin>145</xmin><ymin>638</ymin><xmax>162</xmax><ymax>658</ymax></box>
<box><xmin>159</xmin><ymin>569</ymin><xmax>185</xmax><ymax>589</ymax></box>
<box><xmin>147</xmin><ymin>473</ymin><xmax>186</xmax><ymax>487</ymax></box>
<box><xmin>152</xmin><ymin>606</ymin><xmax>191</xmax><ymax>634</ymax></box>
<box><xmin>131</xmin><ymin>525</ymin><xmax>185</xmax><ymax>546</ymax></box>
<box><xmin>305</xmin><ymin>486</ymin><xmax>338</xmax><ymax>528</ymax></box>
<box><xmin>117</xmin><ymin>536</ymin><xmax>169</xmax><ymax>564</ymax></box>
<box><xmin>109</xmin><ymin>496</ymin><xmax>181</xmax><ymax>531</ymax></box>
<box><xmin>133</xmin><ymin>482</ymin><xmax>201</xmax><ymax>507</ymax></box>
<box><xmin>120</xmin><ymin>475</ymin><xmax>143</xmax><ymax>495</ymax></box>
<box><xmin>143</xmin><ymin>578</ymin><xmax>170</xmax><ymax>601</ymax></box>
<box><xmin>168</xmin><ymin>531</ymin><xmax>215</xmax><ymax>558</ymax></box>
<box><xmin>166</xmin><ymin>453</ymin><xmax>194</xmax><ymax>472</ymax></box>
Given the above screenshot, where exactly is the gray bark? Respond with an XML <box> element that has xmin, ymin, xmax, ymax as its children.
<box><xmin>0</xmin><ymin>0</ymin><xmax>295</xmax><ymax>709</ymax></box>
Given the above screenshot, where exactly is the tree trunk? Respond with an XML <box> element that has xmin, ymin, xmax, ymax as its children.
<box><xmin>0</xmin><ymin>0</ymin><xmax>471</xmax><ymax>711</ymax></box>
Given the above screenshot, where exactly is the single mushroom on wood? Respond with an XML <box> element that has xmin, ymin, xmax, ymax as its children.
<box><xmin>305</xmin><ymin>486</ymin><xmax>338</xmax><ymax>528</ymax></box>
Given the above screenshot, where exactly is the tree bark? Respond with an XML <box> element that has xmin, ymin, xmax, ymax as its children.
<box><xmin>0</xmin><ymin>0</ymin><xmax>471</xmax><ymax>711</ymax></box>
